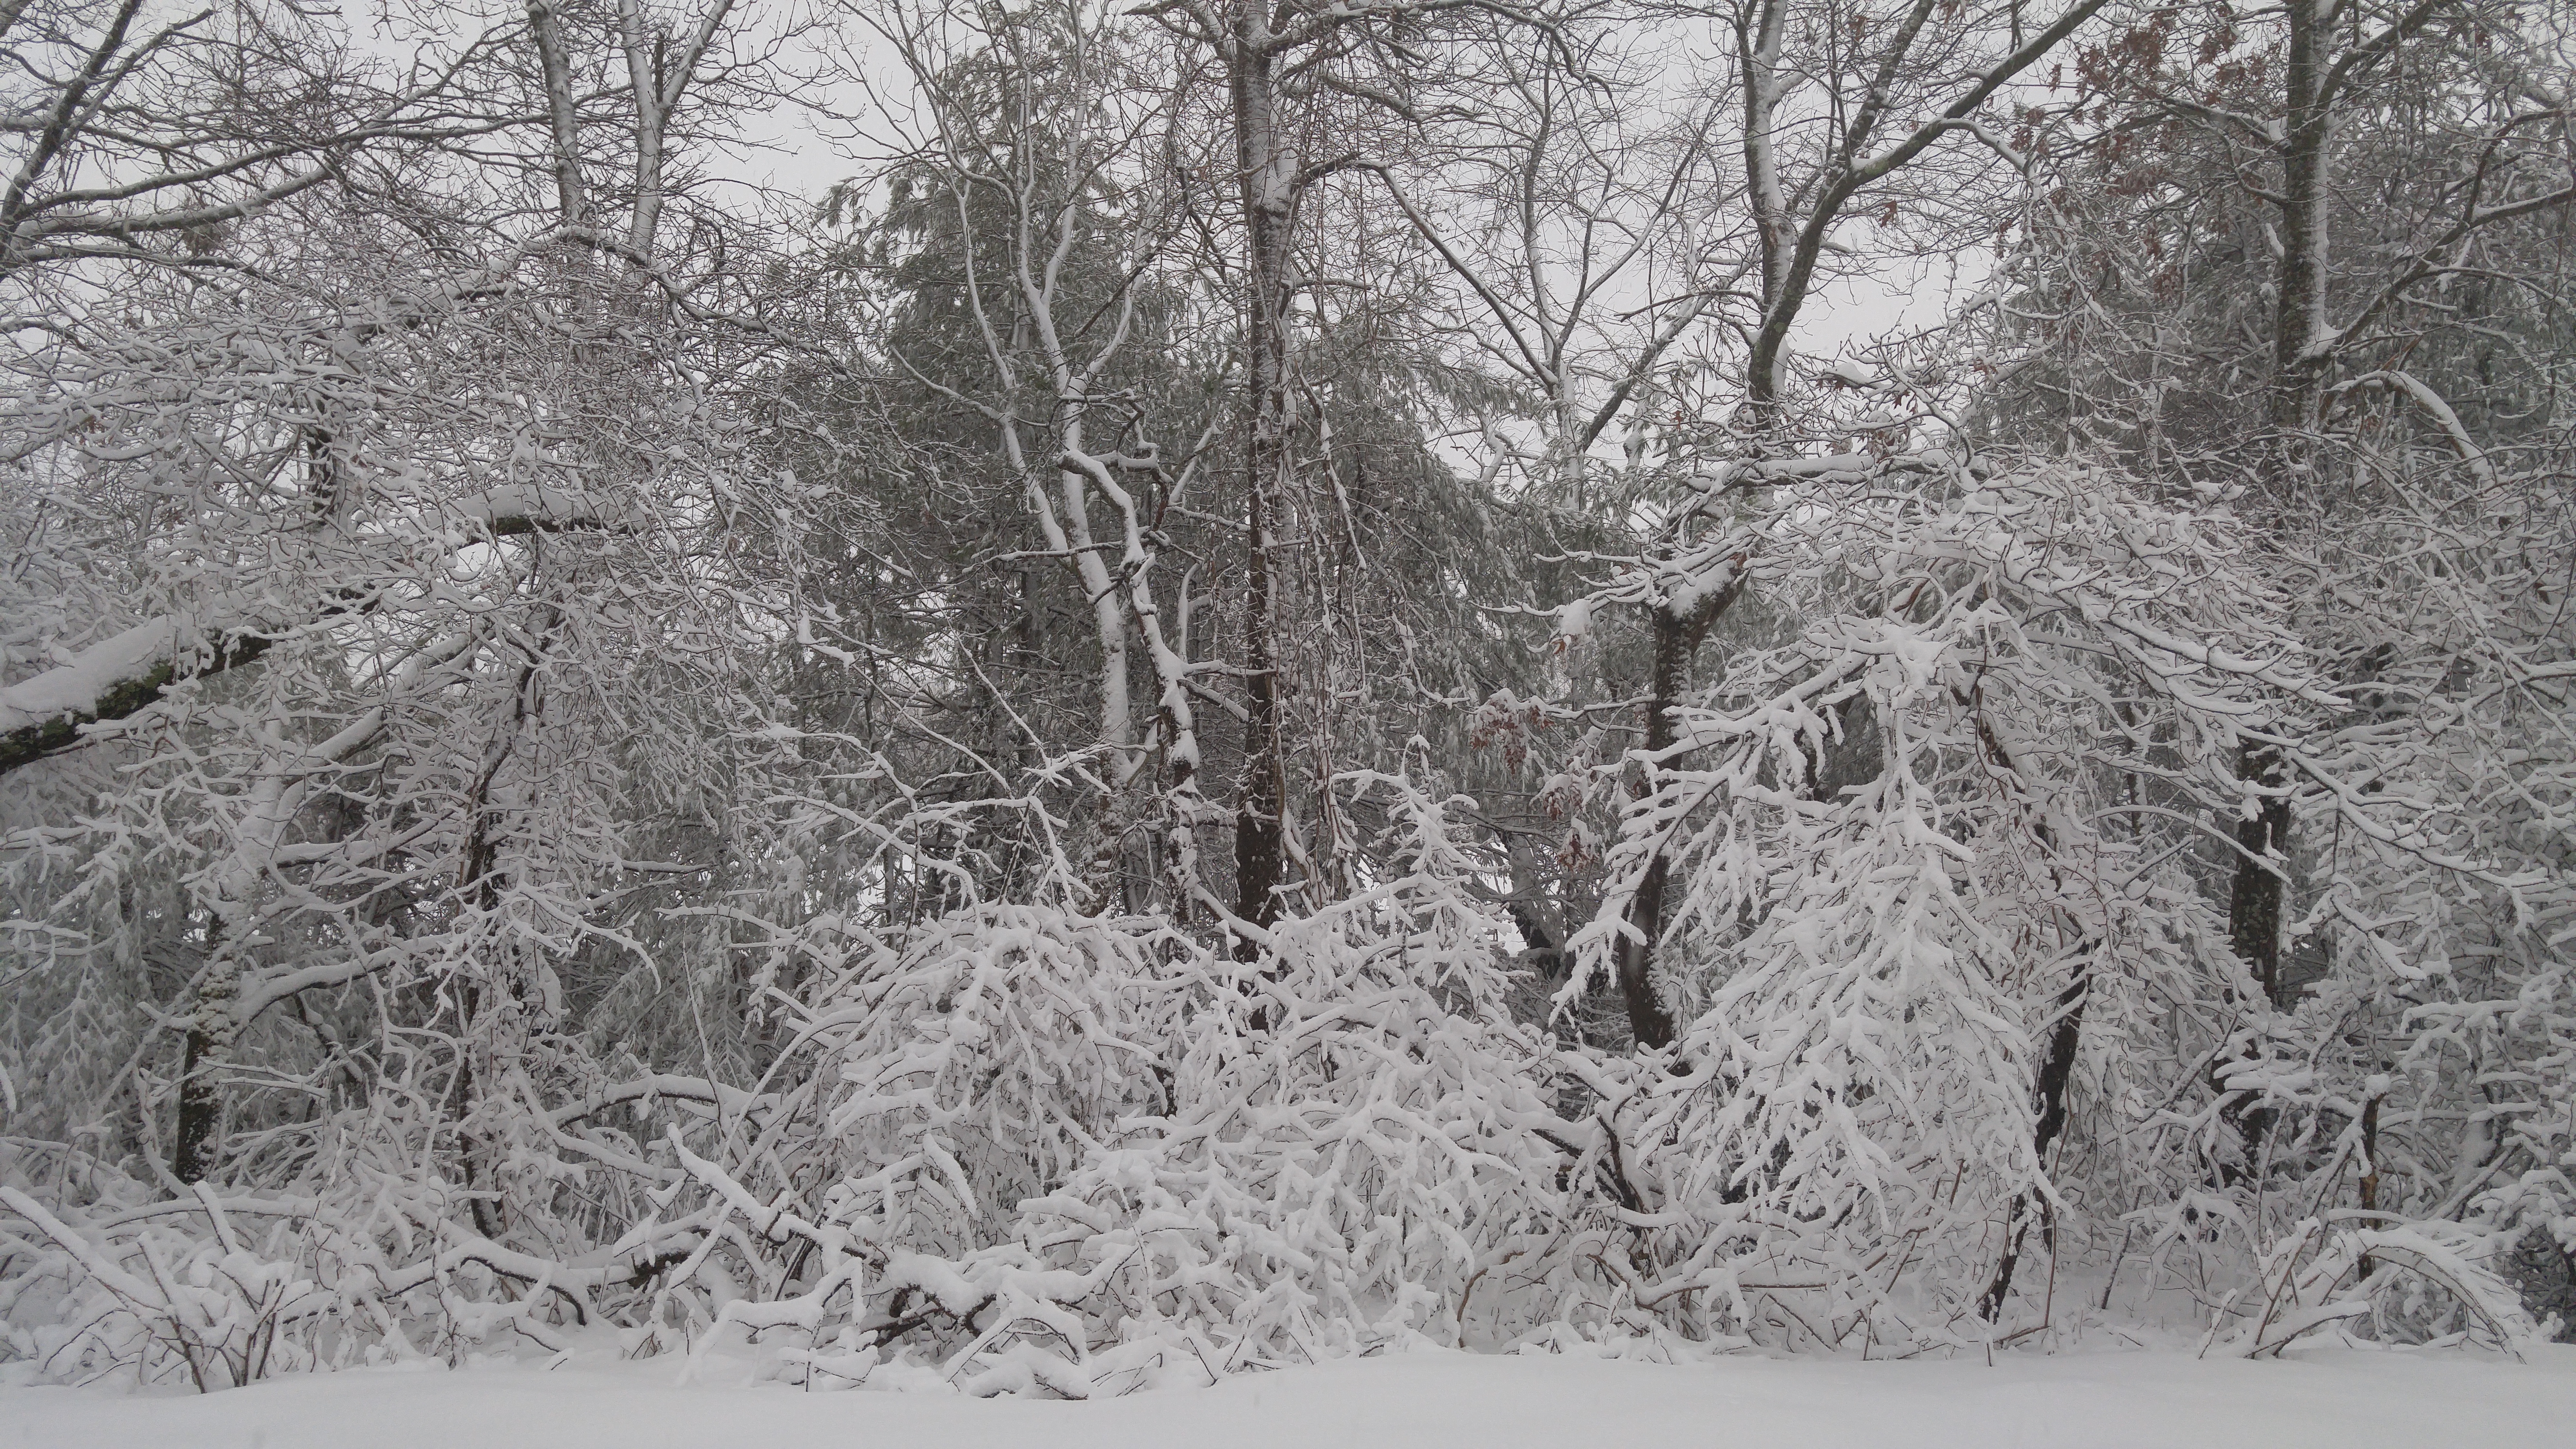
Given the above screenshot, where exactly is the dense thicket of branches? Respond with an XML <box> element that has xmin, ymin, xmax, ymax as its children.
<box><xmin>3</xmin><ymin>0</ymin><xmax>2571</xmax><ymax>1391</ymax></box>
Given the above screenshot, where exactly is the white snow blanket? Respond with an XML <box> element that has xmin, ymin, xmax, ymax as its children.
<box><xmin>7</xmin><ymin>1340</ymin><xmax>2570</xmax><ymax>1449</ymax></box>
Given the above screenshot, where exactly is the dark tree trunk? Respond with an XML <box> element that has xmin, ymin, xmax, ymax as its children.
<box><xmin>172</xmin><ymin>1024</ymin><xmax>222</xmax><ymax>1184</ymax></box>
<box><xmin>172</xmin><ymin>913</ymin><xmax>234</xmax><ymax>1184</ymax></box>
<box><xmin>2228</xmin><ymin>741</ymin><xmax>2294</xmax><ymax>1006</ymax></box>
<box><xmin>1980</xmin><ymin>953</ymin><xmax>2092</xmax><ymax>1320</ymax></box>
<box><xmin>1615</xmin><ymin>580</ymin><xmax>1739</xmax><ymax>1049</ymax></box>
<box><xmin>1228</xmin><ymin>0</ymin><xmax>1290</xmax><ymax>948</ymax></box>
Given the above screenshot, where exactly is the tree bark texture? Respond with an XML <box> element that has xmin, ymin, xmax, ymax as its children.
<box><xmin>1229</xmin><ymin>0</ymin><xmax>1291</xmax><ymax>943</ymax></box>
<box><xmin>1615</xmin><ymin>580</ymin><xmax>1739</xmax><ymax>1048</ymax></box>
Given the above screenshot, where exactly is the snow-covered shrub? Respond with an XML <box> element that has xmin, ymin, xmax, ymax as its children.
<box><xmin>780</xmin><ymin>901</ymin><xmax>1197</xmax><ymax>1262</ymax></box>
<box><xmin>2207</xmin><ymin>1215</ymin><xmax>2541</xmax><ymax>1357</ymax></box>
<box><xmin>0</xmin><ymin>1143</ymin><xmax>608</xmax><ymax>1389</ymax></box>
<box><xmin>655</xmin><ymin>770</ymin><xmax>1578</xmax><ymax>1391</ymax></box>
<box><xmin>979</xmin><ymin>771</ymin><xmax>1575</xmax><ymax>1368</ymax></box>
<box><xmin>0</xmin><ymin>1183</ymin><xmax>337</xmax><ymax>1390</ymax></box>
<box><xmin>1557</xmin><ymin>458</ymin><xmax>2324</xmax><ymax>1349</ymax></box>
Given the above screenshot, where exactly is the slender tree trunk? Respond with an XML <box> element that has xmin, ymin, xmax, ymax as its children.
<box><xmin>1601</xmin><ymin>0</ymin><xmax>1790</xmax><ymax>1048</ymax></box>
<box><xmin>2228</xmin><ymin>742</ymin><xmax>2294</xmax><ymax>1004</ymax></box>
<box><xmin>1229</xmin><ymin>0</ymin><xmax>1291</xmax><ymax>942</ymax></box>
<box><xmin>170</xmin><ymin>726</ymin><xmax>307</xmax><ymax>1182</ymax></box>
<box><xmin>526</xmin><ymin>0</ymin><xmax>586</xmax><ymax>231</ymax></box>
<box><xmin>2224</xmin><ymin>0</ymin><xmax>2328</xmax><ymax>1017</ymax></box>
<box><xmin>617</xmin><ymin>0</ymin><xmax>664</xmax><ymax>261</ymax></box>
<box><xmin>1057</xmin><ymin>411</ymin><xmax>1135</xmax><ymax>765</ymax></box>
<box><xmin>172</xmin><ymin>920</ymin><xmax>237</xmax><ymax>1184</ymax></box>
<box><xmin>446</xmin><ymin>646</ymin><xmax>546</xmax><ymax>1241</ymax></box>
<box><xmin>1980</xmin><ymin>952</ymin><xmax>2092</xmax><ymax>1319</ymax></box>
<box><xmin>2270</xmin><ymin>0</ymin><xmax>2332</xmax><ymax>449</ymax></box>
<box><xmin>1738</xmin><ymin>0</ymin><xmax>1788</xmax><ymax>319</ymax></box>
<box><xmin>451</xmin><ymin>819</ymin><xmax>509</xmax><ymax>1241</ymax></box>
<box><xmin>2356</xmin><ymin>1084</ymin><xmax>2384</xmax><ymax>1277</ymax></box>
<box><xmin>1615</xmin><ymin>582</ymin><xmax>1736</xmax><ymax>1047</ymax></box>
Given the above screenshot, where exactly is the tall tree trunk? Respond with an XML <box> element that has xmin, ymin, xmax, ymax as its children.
<box><xmin>1601</xmin><ymin>0</ymin><xmax>1788</xmax><ymax>1048</ymax></box>
<box><xmin>2270</xmin><ymin>0</ymin><xmax>2332</xmax><ymax>451</ymax></box>
<box><xmin>1229</xmin><ymin>0</ymin><xmax>1291</xmax><ymax>943</ymax></box>
<box><xmin>2216</xmin><ymin>742</ymin><xmax>2290</xmax><ymax>1180</ymax></box>
<box><xmin>2228</xmin><ymin>0</ymin><xmax>2328</xmax><ymax>1011</ymax></box>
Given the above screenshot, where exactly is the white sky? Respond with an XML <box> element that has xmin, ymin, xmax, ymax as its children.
<box><xmin>325</xmin><ymin>1</ymin><xmax>1992</xmax><ymax>414</ymax></box>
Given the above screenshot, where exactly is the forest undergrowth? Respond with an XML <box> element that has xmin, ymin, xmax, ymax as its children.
<box><xmin>4</xmin><ymin>0</ymin><xmax>2573</xmax><ymax>1395</ymax></box>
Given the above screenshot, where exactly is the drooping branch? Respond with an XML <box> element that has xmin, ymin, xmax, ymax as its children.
<box><xmin>0</xmin><ymin>488</ymin><xmax>635</xmax><ymax>778</ymax></box>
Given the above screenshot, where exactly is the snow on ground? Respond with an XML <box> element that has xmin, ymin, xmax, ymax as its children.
<box><xmin>7</xmin><ymin>1340</ymin><xmax>2573</xmax><ymax>1449</ymax></box>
